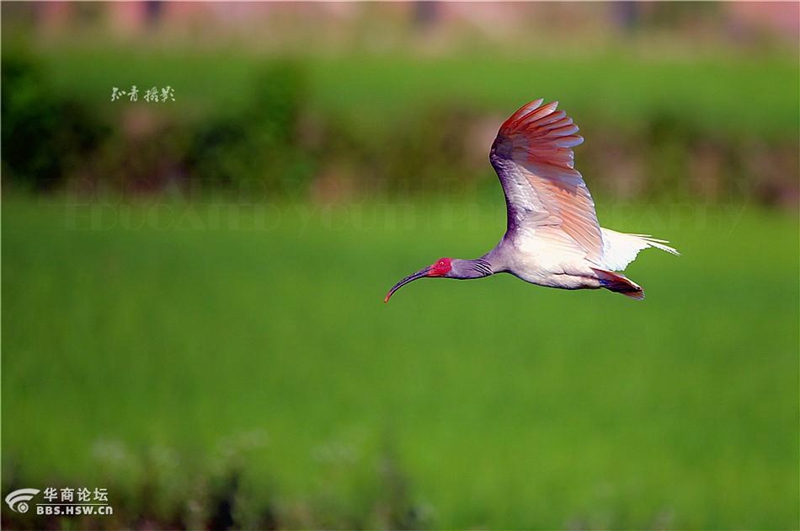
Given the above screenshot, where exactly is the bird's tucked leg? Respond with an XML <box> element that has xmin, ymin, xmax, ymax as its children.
<box><xmin>590</xmin><ymin>267</ymin><xmax>644</xmax><ymax>300</ymax></box>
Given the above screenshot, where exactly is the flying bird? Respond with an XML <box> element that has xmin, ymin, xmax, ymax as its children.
<box><xmin>385</xmin><ymin>98</ymin><xmax>678</xmax><ymax>302</ymax></box>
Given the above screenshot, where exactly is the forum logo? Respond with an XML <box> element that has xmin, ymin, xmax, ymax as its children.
<box><xmin>5</xmin><ymin>488</ymin><xmax>40</xmax><ymax>513</ymax></box>
<box><xmin>4</xmin><ymin>486</ymin><xmax>113</xmax><ymax>517</ymax></box>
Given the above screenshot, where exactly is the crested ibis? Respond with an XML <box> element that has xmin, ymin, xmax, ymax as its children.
<box><xmin>385</xmin><ymin>99</ymin><xmax>678</xmax><ymax>302</ymax></box>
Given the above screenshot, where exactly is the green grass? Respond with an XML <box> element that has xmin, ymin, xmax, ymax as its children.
<box><xmin>27</xmin><ymin>46</ymin><xmax>800</xmax><ymax>140</ymax></box>
<box><xmin>2</xmin><ymin>196</ymin><xmax>798</xmax><ymax>528</ymax></box>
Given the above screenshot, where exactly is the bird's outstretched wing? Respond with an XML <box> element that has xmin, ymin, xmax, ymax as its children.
<box><xmin>489</xmin><ymin>99</ymin><xmax>604</xmax><ymax>263</ymax></box>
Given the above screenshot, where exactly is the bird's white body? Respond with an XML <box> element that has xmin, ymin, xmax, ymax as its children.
<box><xmin>491</xmin><ymin>226</ymin><xmax>677</xmax><ymax>293</ymax></box>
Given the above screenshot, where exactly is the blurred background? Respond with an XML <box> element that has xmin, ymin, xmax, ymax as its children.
<box><xmin>2</xmin><ymin>2</ymin><xmax>798</xmax><ymax>529</ymax></box>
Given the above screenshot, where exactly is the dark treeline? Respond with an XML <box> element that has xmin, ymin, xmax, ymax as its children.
<box><xmin>2</xmin><ymin>51</ymin><xmax>797</xmax><ymax>208</ymax></box>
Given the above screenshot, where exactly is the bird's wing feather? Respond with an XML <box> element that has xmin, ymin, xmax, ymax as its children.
<box><xmin>489</xmin><ymin>99</ymin><xmax>604</xmax><ymax>263</ymax></box>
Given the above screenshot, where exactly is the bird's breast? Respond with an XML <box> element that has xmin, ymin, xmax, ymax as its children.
<box><xmin>500</xmin><ymin>234</ymin><xmax>598</xmax><ymax>289</ymax></box>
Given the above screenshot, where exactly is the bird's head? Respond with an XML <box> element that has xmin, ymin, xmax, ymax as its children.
<box><xmin>384</xmin><ymin>257</ymin><xmax>452</xmax><ymax>303</ymax></box>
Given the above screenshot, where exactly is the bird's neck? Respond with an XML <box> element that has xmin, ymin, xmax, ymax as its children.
<box><xmin>454</xmin><ymin>258</ymin><xmax>494</xmax><ymax>279</ymax></box>
<box><xmin>480</xmin><ymin>244</ymin><xmax>511</xmax><ymax>274</ymax></box>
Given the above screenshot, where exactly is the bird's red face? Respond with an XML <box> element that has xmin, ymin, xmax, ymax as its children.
<box><xmin>428</xmin><ymin>257</ymin><xmax>453</xmax><ymax>277</ymax></box>
<box><xmin>384</xmin><ymin>257</ymin><xmax>452</xmax><ymax>303</ymax></box>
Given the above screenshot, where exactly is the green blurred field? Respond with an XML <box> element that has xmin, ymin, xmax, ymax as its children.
<box><xmin>3</xmin><ymin>196</ymin><xmax>798</xmax><ymax>529</ymax></box>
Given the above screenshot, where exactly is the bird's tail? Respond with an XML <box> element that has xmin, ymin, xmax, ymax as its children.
<box><xmin>600</xmin><ymin>228</ymin><xmax>679</xmax><ymax>272</ymax></box>
<box><xmin>591</xmin><ymin>267</ymin><xmax>645</xmax><ymax>300</ymax></box>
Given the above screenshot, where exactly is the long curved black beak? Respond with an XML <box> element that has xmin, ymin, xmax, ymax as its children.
<box><xmin>384</xmin><ymin>266</ymin><xmax>431</xmax><ymax>303</ymax></box>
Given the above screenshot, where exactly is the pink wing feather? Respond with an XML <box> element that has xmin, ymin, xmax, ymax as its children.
<box><xmin>490</xmin><ymin>99</ymin><xmax>604</xmax><ymax>262</ymax></box>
